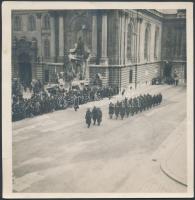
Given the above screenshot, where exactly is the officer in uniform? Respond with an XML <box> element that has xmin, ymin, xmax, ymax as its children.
<box><xmin>120</xmin><ymin>102</ymin><xmax>126</xmax><ymax>120</ymax></box>
<box><xmin>109</xmin><ymin>102</ymin><xmax>115</xmax><ymax>119</ymax></box>
<box><xmin>92</xmin><ymin>106</ymin><xmax>98</xmax><ymax>125</ymax></box>
<box><xmin>85</xmin><ymin>108</ymin><xmax>92</xmax><ymax>128</ymax></box>
<box><xmin>125</xmin><ymin>101</ymin><xmax>130</xmax><ymax>117</ymax></box>
<box><xmin>114</xmin><ymin>101</ymin><xmax>120</xmax><ymax>119</ymax></box>
<box><xmin>133</xmin><ymin>97</ymin><xmax>138</xmax><ymax>114</ymax></box>
<box><xmin>97</xmin><ymin>107</ymin><xmax>102</xmax><ymax>126</ymax></box>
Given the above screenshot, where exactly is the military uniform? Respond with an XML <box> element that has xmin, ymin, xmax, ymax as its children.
<box><xmin>109</xmin><ymin>102</ymin><xmax>115</xmax><ymax>119</ymax></box>
<box><xmin>92</xmin><ymin>106</ymin><xmax>98</xmax><ymax>125</ymax></box>
<box><xmin>85</xmin><ymin>109</ymin><xmax>92</xmax><ymax>128</ymax></box>
<box><xmin>119</xmin><ymin>102</ymin><xmax>126</xmax><ymax>120</ymax></box>
<box><xmin>114</xmin><ymin>101</ymin><xmax>120</xmax><ymax>119</ymax></box>
<box><xmin>96</xmin><ymin>108</ymin><xmax>102</xmax><ymax>125</ymax></box>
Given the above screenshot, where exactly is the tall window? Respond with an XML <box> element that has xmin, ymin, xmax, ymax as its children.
<box><xmin>28</xmin><ymin>15</ymin><xmax>36</xmax><ymax>31</ymax></box>
<box><xmin>127</xmin><ymin>23</ymin><xmax>134</xmax><ymax>61</ymax></box>
<box><xmin>154</xmin><ymin>27</ymin><xmax>159</xmax><ymax>59</ymax></box>
<box><xmin>42</xmin><ymin>14</ymin><xmax>50</xmax><ymax>30</ymax></box>
<box><xmin>129</xmin><ymin>70</ymin><xmax>133</xmax><ymax>83</ymax></box>
<box><xmin>44</xmin><ymin>39</ymin><xmax>50</xmax><ymax>58</ymax></box>
<box><xmin>13</xmin><ymin>16</ymin><xmax>22</xmax><ymax>31</ymax></box>
<box><xmin>144</xmin><ymin>24</ymin><xmax>151</xmax><ymax>61</ymax></box>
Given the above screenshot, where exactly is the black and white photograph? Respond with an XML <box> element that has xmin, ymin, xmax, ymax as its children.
<box><xmin>2</xmin><ymin>1</ymin><xmax>194</xmax><ymax>198</ymax></box>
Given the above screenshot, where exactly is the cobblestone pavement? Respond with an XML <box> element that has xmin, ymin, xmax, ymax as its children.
<box><xmin>12</xmin><ymin>85</ymin><xmax>188</xmax><ymax>194</ymax></box>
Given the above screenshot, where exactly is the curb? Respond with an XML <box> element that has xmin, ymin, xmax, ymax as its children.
<box><xmin>160</xmin><ymin>163</ymin><xmax>187</xmax><ymax>187</ymax></box>
<box><xmin>159</xmin><ymin>120</ymin><xmax>187</xmax><ymax>186</ymax></box>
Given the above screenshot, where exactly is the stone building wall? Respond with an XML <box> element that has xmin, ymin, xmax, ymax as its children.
<box><xmin>161</xmin><ymin>10</ymin><xmax>186</xmax><ymax>84</ymax></box>
<box><xmin>12</xmin><ymin>9</ymin><xmax>186</xmax><ymax>88</ymax></box>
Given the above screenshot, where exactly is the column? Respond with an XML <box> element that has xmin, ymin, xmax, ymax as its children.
<box><xmin>36</xmin><ymin>13</ymin><xmax>44</xmax><ymax>82</ymax></box>
<box><xmin>90</xmin><ymin>14</ymin><xmax>97</xmax><ymax>63</ymax></box>
<box><xmin>124</xmin><ymin>13</ymin><xmax>128</xmax><ymax>64</ymax></box>
<box><xmin>58</xmin><ymin>14</ymin><xmax>64</xmax><ymax>58</ymax></box>
<box><xmin>50</xmin><ymin>15</ymin><xmax>56</xmax><ymax>61</ymax></box>
<box><xmin>137</xmin><ymin>17</ymin><xmax>142</xmax><ymax>63</ymax></box>
<box><xmin>118</xmin><ymin>11</ymin><xmax>122</xmax><ymax>65</ymax></box>
<box><xmin>36</xmin><ymin>13</ymin><xmax>43</xmax><ymax>60</ymax></box>
<box><xmin>120</xmin><ymin>13</ymin><xmax>124</xmax><ymax>65</ymax></box>
<box><xmin>100</xmin><ymin>13</ymin><xmax>108</xmax><ymax>65</ymax></box>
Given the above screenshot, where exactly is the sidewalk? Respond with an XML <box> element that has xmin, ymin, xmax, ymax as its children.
<box><xmin>159</xmin><ymin>120</ymin><xmax>187</xmax><ymax>186</ymax></box>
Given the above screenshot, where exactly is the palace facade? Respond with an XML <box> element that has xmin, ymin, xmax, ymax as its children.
<box><xmin>12</xmin><ymin>9</ymin><xmax>186</xmax><ymax>89</ymax></box>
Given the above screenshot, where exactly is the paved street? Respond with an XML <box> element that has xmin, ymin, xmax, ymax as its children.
<box><xmin>12</xmin><ymin>85</ymin><xmax>187</xmax><ymax>193</ymax></box>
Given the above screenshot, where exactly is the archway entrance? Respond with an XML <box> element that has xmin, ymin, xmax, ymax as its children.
<box><xmin>18</xmin><ymin>53</ymin><xmax>32</xmax><ymax>87</ymax></box>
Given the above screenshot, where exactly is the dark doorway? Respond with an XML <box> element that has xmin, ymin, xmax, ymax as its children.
<box><xmin>18</xmin><ymin>53</ymin><xmax>32</xmax><ymax>87</ymax></box>
<box><xmin>129</xmin><ymin>70</ymin><xmax>133</xmax><ymax>83</ymax></box>
<box><xmin>164</xmin><ymin>62</ymin><xmax>172</xmax><ymax>78</ymax></box>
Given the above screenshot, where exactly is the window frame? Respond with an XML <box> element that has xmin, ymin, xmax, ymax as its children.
<box><xmin>127</xmin><ymin>22</ymin><xmax>135</xmax><ymax>62</ymax></box>
<box><xmin>42</xmin><ymin>14</ymin><xmax>50</xmax><ymax>30</ymax></box>
<box><xmin>154</xmin><ymin>27</ymin><xmax>160</xmax><ymax>59</ymax></box>
<box><xmin>13</xmin><ymin>15</ymin><xmax>22</xmax><ymax>31</ymax></box>
<box><xmin>144</xmin><ymin>24</ymin><xmax>151</xmax><ymax>61</ymax></box>
<box><xmin>28</xmin><ymin>15</ymin><xmax>36</xmax><ymax>31</ymax></box>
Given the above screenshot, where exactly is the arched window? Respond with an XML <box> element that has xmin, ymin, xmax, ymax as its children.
<box><xmin>154</xmin><ymin>27</ymin><xmax>159</xmax><ymax>59</ymax></box>
<box><xmin>28</xmin><ymin>15</ymin><xmax>36</xmax><ymax>31</ymax></box>
<box><xmin>42</xmin><ymin>14</ymin><xmax>50</xmax><ymax>30</ymax></box>
<box><xmin>144</xmin><ymin>24</ymin><xmax>151</xmax><ymax>61</ymax></box>
<box><xmin>13</xmin><ymin>16</ymin><xmax>22</xmax><ymax>31</ymax></box>
<box><xmin>44</xmin><ymin>39</ymin><xmax>50</xmax><ymax>58</ymax></box>
<box><xmin>127</xmin><ymin>23</ymin><xmax>134</xmax><ymax>61</ymax></box>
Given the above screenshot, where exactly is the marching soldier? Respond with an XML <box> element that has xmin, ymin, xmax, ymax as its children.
<box><xmin>133</xmin><ymin>97</ymin><xmax>138</xmax><ymax>114</ymax></box>
<box><xmin>125</xmin><ymin>101</ymin><xmax>130</xmax><ymax>117</ymax></box>
<box><xmin>109</xmin><ymin>102</ymin><xmax>115</xmax><ymax>119</ymax></box>
<box><xmin>97</xmin><ymin>108</ymin><xmax>102</xmax><ymax>126</ymax></box>
<box><xmin>120</xmin><ymin>102</ymin><xmax>126</xmax><ymax>120</ymax></box>
<box><xmin>85</xmin><ymin>108</ymin><xmax>92</xmax><ymax>128</ymax></box>
<box><xmin>128</xmin><ymin>98</ymin><xmax>133</xmax><ymax>116</ymax></box>
<box><xmin>114</xmin><ymin>101</ymin><xmax>120</xmax><ymax>119</ymax></box>
<box><xmin>92</xmin><ymin>106</ymin><xmax>98</xmax><ymax>125</ymax></box>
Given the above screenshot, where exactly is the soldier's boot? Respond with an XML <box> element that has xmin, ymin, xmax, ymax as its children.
<box><xmin>87</xmin><ymin>123</ymin><xmax>90</xmax><ymax>128</ymax></box>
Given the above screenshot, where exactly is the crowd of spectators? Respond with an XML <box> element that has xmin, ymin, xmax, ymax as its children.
<box><xmin>12</xmin><ymin>79</ymin><xmax>119</xmax><ymax>122</ymax></box>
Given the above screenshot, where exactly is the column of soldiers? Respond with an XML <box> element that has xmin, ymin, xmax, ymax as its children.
<box><xmin>108</xmin><ymin>93</ymin><xmax>162</xmax><ymax>120</ymax></box>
